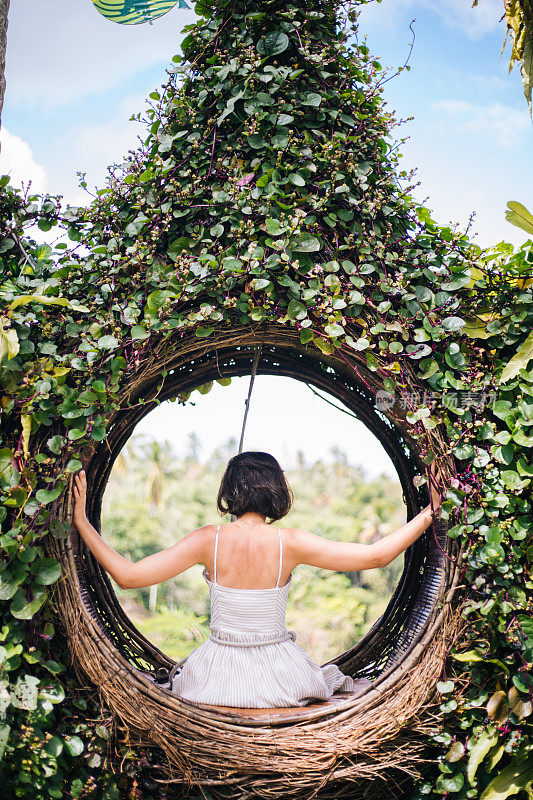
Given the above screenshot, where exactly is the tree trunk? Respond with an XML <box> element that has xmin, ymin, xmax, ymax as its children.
<box><xmin>0</xmin><ymin>0</ymin><xmax>9</xmax><ymax>142</ymax></box>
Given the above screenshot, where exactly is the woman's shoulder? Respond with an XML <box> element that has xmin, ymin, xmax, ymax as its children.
<box><xmin>280</xmin><ymin>526</ymin><xmax>314</xmax><ymax>550</ymax></box>
<box><xmin>181</xmin><ymin>524</ymin><xmax>218</xmax><ymax>546</ymax></box>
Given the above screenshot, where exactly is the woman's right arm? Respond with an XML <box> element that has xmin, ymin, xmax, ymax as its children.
<box><xmin>289</xmin><ymin>463</ymin><xmax>443</xmax><ymax>572</ymax></box>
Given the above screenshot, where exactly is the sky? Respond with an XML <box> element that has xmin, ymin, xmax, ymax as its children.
<box><xmin>1</xmin><ymin>0</ymin><xmax>531</xmax><ymax>476</ymax></box>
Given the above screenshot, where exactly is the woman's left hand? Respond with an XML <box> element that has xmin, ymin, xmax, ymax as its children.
<box><xmin>73</xmin><ymin>470</ymin><xmax>87</xmax><ymax>521</ymax></box>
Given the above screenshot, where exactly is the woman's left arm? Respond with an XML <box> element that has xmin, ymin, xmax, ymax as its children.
<box><xmin>72</xmin><ymin>470</ymin><xmax>209</xmax><ymax>589</ymax></box>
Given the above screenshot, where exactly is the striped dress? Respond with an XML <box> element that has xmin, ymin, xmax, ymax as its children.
<box><xmin>171</xmin><ymin>526</ymin><xmax>366</xmax><ymax>708</ymax></box>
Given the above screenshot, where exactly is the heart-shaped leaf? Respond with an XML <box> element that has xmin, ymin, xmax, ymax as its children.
<box><xmin>257</xmin><ymin>31</ymin><xmax>289</xmax><ymax>57</ymax></box>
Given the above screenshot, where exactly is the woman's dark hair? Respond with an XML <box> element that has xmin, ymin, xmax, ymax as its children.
<box><xmin>217</xmin><ymin>451</ymin><xmax>293</xmax><ymax>522</ymax></box>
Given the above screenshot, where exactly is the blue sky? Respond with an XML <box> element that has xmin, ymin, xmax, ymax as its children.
<box><xmin>0</xmin><ymin>0</ymin><xmax>531</xmax><ymax>475</ymax></box>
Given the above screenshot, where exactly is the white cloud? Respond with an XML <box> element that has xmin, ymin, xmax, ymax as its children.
<box><xmin>4</xmin><ymin>0</ymin><xmax>195</xmax><ymax>108</ymax></box>
<box><xmin>25</xmin><ymin>93</ymin><xmax>150</xmax><ymax>205</ymax></box>
<box><xmin>0</xmin><ymin>128</ymin><xmax>47</xmax><ymax>192</ymax></box>
<box><xmin>358</xmin><ymin>0</ymin><xmax>502</xmax><ymax>40</ymax></box>
<box><xmin>425</xmin><ymin>0</ymin><xmax>503</xmax><ymax>39</ymax></box>
<box><xmin>433</xmin><ymin>99</ymin><xmax>530</xmax><ymax>147</ymax></box>
<box><xmin>395</xmin><ymin>128</ymin><xmax>531</xmax><ymax>249</ymax></box>
<box><xmin>469</xmin><ymin>74</ymin><xmax>510</xmax><ymax>94</ymax></box>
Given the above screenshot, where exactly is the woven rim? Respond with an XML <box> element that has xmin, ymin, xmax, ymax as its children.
<box><xmin>44</xmin><ymin>325</ymin><xmax>461</xmax><ymax>797</ymax></box>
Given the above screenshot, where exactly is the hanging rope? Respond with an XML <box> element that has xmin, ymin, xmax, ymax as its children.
<box><xmin>306</xmin><ymin>383</ymin><xmax>361</xmax><ymax>421</ymax></box>
<box><xmin>237</xmin><ymin>346</ymin><xmax>262</xmax><ymax>455</ymax></box>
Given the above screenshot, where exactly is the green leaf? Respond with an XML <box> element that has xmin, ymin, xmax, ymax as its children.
<box><xmin>10</xmin><ymin>589</ymin><xmax>47</xmax><ymax>620</ymax></box>
<box><xmin>446</xmin><ymin>741</ymin><xmax>465</xmax><ymax>762</ymax></box>
<box><xmin>67</xmin><ymin>428</ymin><xmax>86</xmax><ymax>441</ymax></box>
<box><xmin>0</xmin><ymin>323</ymin><xmax>20</xmax><ymax>363</ymax></box>
<box><xmin>443</xmin><ymin>316</ymin><xmax>466</xmax><ymax>332</ymax></box>
<box><xmin>0</xmin><ymin>447</ymin><xmax>20</xmax><ymax>488</ymax></box>
<box><xmin>146</xmin><ymin>290</ymin><xmax>174</xmax><ymax>314</ymax></box>
<box><xmin>64</xmin><ymin>735</ymin><xmax>84</xmax><ymax>757</ymax></box>
<box><xmin>287</xmin><ymin>300</ymin><xmax>307</xmax><ymax>320</ymax></box>
<box><xmin>124</xmin><ymin>213</ymin><xmax>148</xmax><ymax>236</ymax></box>
<box><xmin>247</xmin><ymin>134</ymin><xmax>266</xmax><ymax>149</ymax></box>
<box><xmin>414</xmin><ymin>285</ymin><xmax>433</xmax><ymax>303</ymax></box>
<box><xmin>8</xmin><ymin>294</ymin><xmax>89</xmax><ymax>313</ymax></box>
<box><xmin>288</xmin><ymin>173</ymin><xmax>306</xmax><ymax>187</ymax></box>
<box><xmin>97</xmin><ymin>335</ymin><xmax>119</xmax><ymax>351</ymax></box>
<box><xmin>291</xmin><ymin>233</ymin><xmax>321</xmax><ymax>252</ymax></box>
<box><xmin>45</xmin><ymin>735</ymin><xmax>64</xmax><ymax>758</ymax></box>
<box><xmin>437</xmin><ymin>680</ymin><xmax>455</xmax><ymax>694</ymax></box>
<box><xmin>10</xmin><ymin>674</ymin><xmax>40</xmax><ymax>711</ymax></box>
<box><xmin>437</xmin><ymin>773</ymin><xmax>464</xmax><ymax>793</ymax></box>
<box><xmin>39</xmin><ymin>683</ymin><xmax>65</xmax><ymax>704</ymax></box>
<box><xmin>195</xmin><ymin>326</ymin><xmax>214</xmax><ymax>338</ymax></box>
<box><xmin>167</xmin><ymin>237</ymin><xmax>191</xmax><ymax>259</ymax></box>
<box><xmin>301</xmin><ymin>92</ymin><xmax>322</xmax><ymax>107</ymax></box>
<box><xmin>453</xmin><ymin>444</ymin><xmax>474</xmax><ymax>460</ymax></box>
<box><xmin>501</xmin><ymin>470</ymin><xmax>522</xmax><ymax>489</ymax></box>
<box><xmin>265</xmin><ymin>218</ymin><xmax>287</xmax><ymax>236</ymax></box>
<box><xmin>480</xmin><ymin>754</ymin><xmax>533</xmax><ymax>800</ymax></box>
<box><xmin>325</xmin><ymin>322</ymin><xmax>344</xmax><ymax>338</ymax></box>
<box><xmin>462</xmin><ymin>317</ymin><xmax>495</xmax><ymax>339</ymax></box>
<box><xmin>131</xmin><ymin>325</ymin><xmax>150</xmax><ymax>341</ymax></box>
<box><xmin>517</xmin><ymin>614</ymin><xmax>533</xmax><ymax>659</ymax></box>
<box><xmin>492</xmin><ymin>400</ymin><xmax>513</xmax><ymax>420</ymax></box>
<box><xmin>46</xmin><ymin>435</ymin><xmax>64</xmax><ymax>455</ymax></box>
<box><xmin>419</xmin><ymin>359</ymin><xmax>439</xmax><ymax>379</ymax></box>
<box><xmin>42</xmin><ymin>660</ymin><xmax>66</xmax><ymax>675</ymax></box>
<box><xmin>314</xmin><ymin>338</ymin><xmax>335</xmax><ymax>355</ymax></box>
<box><xmin>513</xmin><ymin>673</ymin><xmax>533</xmax><ymax>693</ymax></box>
<box><xmin>467</xmin><ymin>725</ymin><xmax>499</xmax><ymax>784</ymax></box>
<box><xmin>32</xmin><ymin>558</ymin><xmax>61</xmax><ymax>585</ymax></box>
<box><xmin>452</xmin><ymin>650</ymin><xmax>509</xmax><ymax>674</ymax></box>
<box><xmin>0</xmin><ymin>576</ymin><xmax>23</xmax><ymax>601</ymax></box>
<box><xmin>500</xmin><ymin>331</ymin><xmax>533</xmax><ymax>384</ymax></box>
<box><xmin>257</xmin><ymin>30</ymin><xmax>290</xmax><ymax>57</ymax></box>
<box><xmin>35</xmin><ymin>484</ymin><xmax>64</xmax><ymax>505</ymax></box>
<box><xmin>512</xmin><ymin>429</ymin><xmax>533</xmax><ymax>447</ymax></box>
<box><xmin>272</xmin><ymin>132</ymin><xmax>289</xmax><ymax>149</ymax></box>
<box><xmin>505</xmin><ymin>201</ymin><xmax>533</xmax><ymax>236</ymax></box>
<box><xmin>77</xmin><ymin>390</ymin><xmax>98</xmax><ymax>405</ymax></box>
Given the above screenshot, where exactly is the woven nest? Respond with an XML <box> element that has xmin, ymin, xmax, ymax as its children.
<box><xmin>43</xmin><ymin>325</ymin><xmax>463</xmax><ymax>799</ymax></box>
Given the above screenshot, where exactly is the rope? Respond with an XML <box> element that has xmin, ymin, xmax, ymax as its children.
<box><xmin>306</xmin><ymin>383</ymin><xmax>360</xmax><ymax>420</ymax></box>
<box><xmin>237</xmin><ymin>346</ymin><xmax>262</xmax><ymax>455</ymax></box>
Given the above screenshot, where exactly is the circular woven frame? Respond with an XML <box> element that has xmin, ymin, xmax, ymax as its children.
<box><xmin>44</xmin><ymin>325</ymin><xmax>462</xmax><ymax>799</ymax></box>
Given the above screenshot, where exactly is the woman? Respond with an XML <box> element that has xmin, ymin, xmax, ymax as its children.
<box><xmin>73</xmin><ymin>451</ymin><xmax>443</xmax><ymax>708</ymax></box>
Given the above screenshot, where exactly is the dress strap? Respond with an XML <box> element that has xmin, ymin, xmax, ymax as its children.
<box><xmin>213</xmin><ymin>525</ymin><xmax>220</xmax><ymax>585</ymax></box>
<box><xmin>275</xmin><ymin>528</ymin><xmax>283</xmax><ymax>588</ymax></box>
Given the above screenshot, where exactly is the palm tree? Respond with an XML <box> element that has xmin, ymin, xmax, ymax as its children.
<box><xmin>135</xmin><ymin>437</ymin><xmax>179</xmax><ymax>611</ymax></box>
<box><xmin>500</xmin><ymin>0</ymin><xmax>533</xmax><ymax>114</ymax></box>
